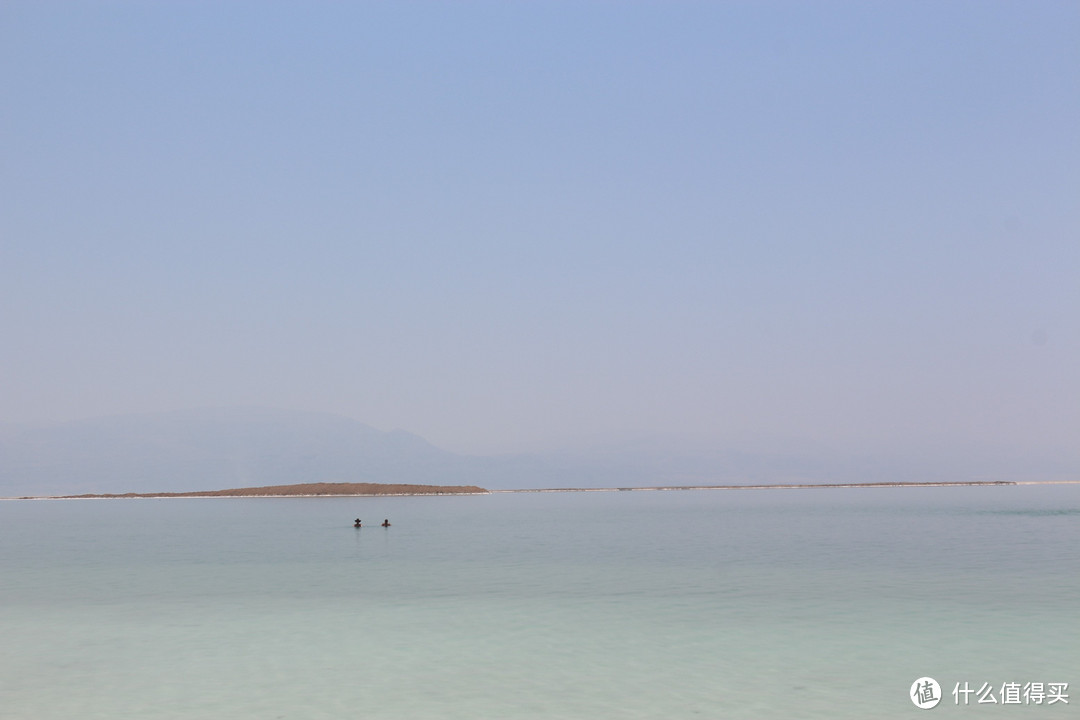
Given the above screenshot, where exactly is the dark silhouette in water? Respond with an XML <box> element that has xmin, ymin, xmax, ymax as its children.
<box><xmin>354</xmin><ymin>518</ymin><xmax>362</xmax><ymax>528</ymax></box>
<box><xmin>381</xmin><ymin>519</ymin><xmax>391</xmax><ymax>527</ymax></box>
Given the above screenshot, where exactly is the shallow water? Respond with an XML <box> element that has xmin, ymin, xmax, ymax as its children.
<box><xmin>2</xmin><ymin>485</ymin><xmax>1077</xmax><ymax>718</ymax></box>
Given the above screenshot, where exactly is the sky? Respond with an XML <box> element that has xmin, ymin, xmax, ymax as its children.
<box><xmin>1</xmin><ymin>1</ymin><xmax>1078</xmax><ymax>462</ymax></box>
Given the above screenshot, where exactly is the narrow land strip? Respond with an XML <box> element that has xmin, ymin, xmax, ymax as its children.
<box><xmin>497</xmin><ymin>480</ymin><xmax>1080</xmax><ymax>493</ymax></box>
<box><xmin>37</xmin><ymin>482</ymin><xmax>488</xmax><ymax>499</ymax></box>
<box><xmin>7</xmin><ymin>479</ymin><xmax>1078</xmax><ymax>500</ymax></box>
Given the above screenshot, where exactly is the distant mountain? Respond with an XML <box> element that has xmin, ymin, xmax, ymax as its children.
<box><xmin>3</xmin><ymin>408</ymin><xmax>1072</xmax><ymax>497</ymax></box>
<box><xmin>0</xmin><ymin>408</ymin><xmax>789</xmax><ymax>497</ymax></box>
<box><xmin>0</xmin><ymin>408</ymin><xmax>476</xmax><ymax>497</ymax></box>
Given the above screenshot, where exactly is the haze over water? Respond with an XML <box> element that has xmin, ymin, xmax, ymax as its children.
<box><xmin>2</xmin><ymin>484</ymin><xmax>1077</xmax><ymax>719</ymax></box>
<box><xmin>2</xmin><ymin>4</ymin><xmax>1077</xmax><ymax>717</ymax></box>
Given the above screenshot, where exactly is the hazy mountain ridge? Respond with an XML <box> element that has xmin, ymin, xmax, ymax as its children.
<box><xmin>0</xmin><ymin>408</ymin><xmax>470</xmax><ymax>496</ymax></box>
<box><xmin>2</xmin><ymin>408</ymin><xmax>1074</xmax><ymax>497</ymax></box>
<box><xmin>0</xmin><ymin>408</ymin><xmax>810</xmax><ymax>496</ymax></box>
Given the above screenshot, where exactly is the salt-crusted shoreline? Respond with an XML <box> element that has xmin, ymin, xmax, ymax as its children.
<box><xmin>495</xmin><ymin>480</ymin><xmax>1080</xmax><ymax>493</ymax></box>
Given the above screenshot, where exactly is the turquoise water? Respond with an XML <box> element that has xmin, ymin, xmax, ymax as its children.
<box><xmin>1</xmin><ymin>485</ymin><xmax>1077</xmax><ymax>719</ymax></box>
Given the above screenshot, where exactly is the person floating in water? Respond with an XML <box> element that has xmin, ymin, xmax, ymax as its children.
<box><xmin>381</xmin><ymin>519</ymin><xmax>391</xmax><ymax>527</ymax></box>
<box><xmin>354</xmin><ymin>518</ymin><xmax>362</xmax><ymax>528</ymax></box>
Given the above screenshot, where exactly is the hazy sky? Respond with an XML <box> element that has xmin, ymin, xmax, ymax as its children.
<box><xmin>2</xmin><ymin>2</ymin><xmax>1077</xmax><ymax>458</ymax></box>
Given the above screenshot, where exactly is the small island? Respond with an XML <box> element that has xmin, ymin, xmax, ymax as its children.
<box><xmin>48</xmin><ymin>482</ymin><xmax>489</xmax><ymax>499</ymax></box>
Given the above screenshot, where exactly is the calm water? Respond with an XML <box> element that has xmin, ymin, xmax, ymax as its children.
<box><xmin>1</xmin><ymin>485</ymin><xmax>1078</xmax><ymax>719</ymax></box>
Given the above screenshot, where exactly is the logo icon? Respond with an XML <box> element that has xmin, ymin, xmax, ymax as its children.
<box><xmin>911</xmin><ymin>677</ymin><xmax>942</xmax><ymax>709</ymax></box>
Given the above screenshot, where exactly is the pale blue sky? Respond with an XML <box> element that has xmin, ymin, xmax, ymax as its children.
<box><xmin>2</xmin><ymin>1</ymin><xmax>1077</xmax><ymax>461</ymax></box>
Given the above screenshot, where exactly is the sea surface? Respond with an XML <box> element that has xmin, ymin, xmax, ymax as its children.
<box><xmin>1</xmin><ymin>484</ymin><xmax>1078</xmax><ymax>719</ymax></box>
